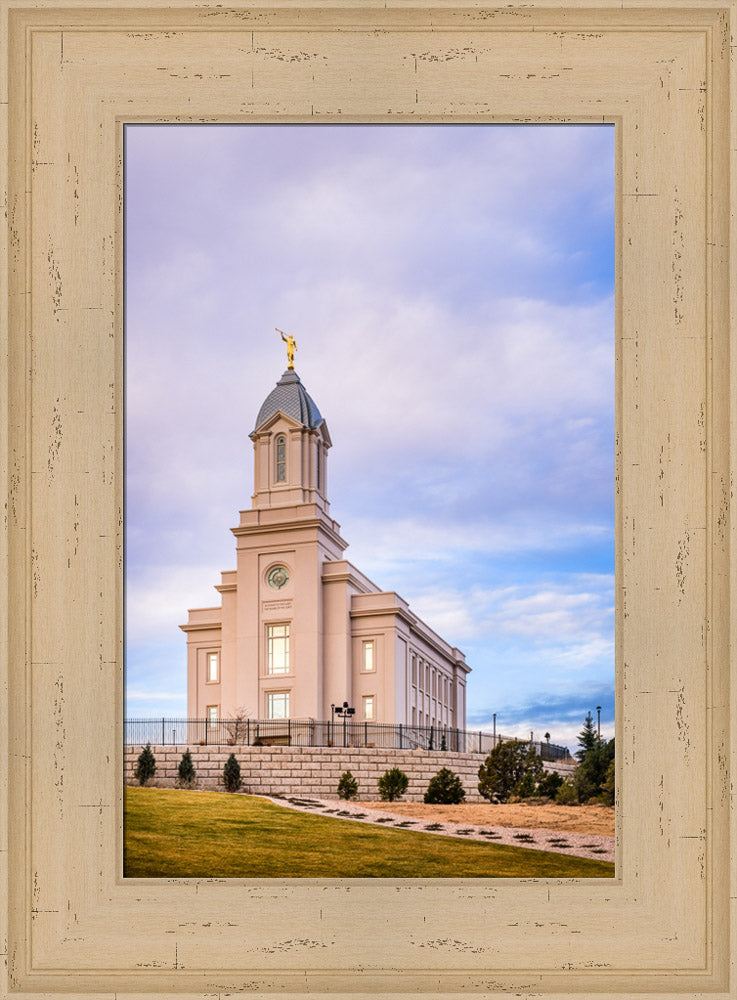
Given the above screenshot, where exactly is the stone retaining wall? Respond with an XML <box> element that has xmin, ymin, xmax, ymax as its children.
<box><xmin>124</xmin><ymin>745</ymin><xmax>573</xmax><ymax>802</ymax></box>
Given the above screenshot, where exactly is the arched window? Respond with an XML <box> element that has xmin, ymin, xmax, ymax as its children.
<box><xmin>275</xmin><ymin>435</ymin><xmax>286</xmax><ymax>482</ymax></box>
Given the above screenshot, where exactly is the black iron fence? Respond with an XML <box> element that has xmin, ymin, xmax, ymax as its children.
<box><xmin>124</xmin><ymin>717</ymin><xmax>572</xmax><ymax>761</ymax></box>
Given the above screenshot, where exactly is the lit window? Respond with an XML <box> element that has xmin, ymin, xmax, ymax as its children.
<box><xmin>207</xmin><ymin>705</ymin><xmax>218</xmax><ymax>723</ymax></box>
<box><xmin>206</xmin><ymin>651</ymin><xmax>219</xmax><ymax>682</ymax></box>
<box><xmin>275</xmin><ymin>435</ymin><xmax>286</xmax><ymax>483</ymax></box>
<box><xmin>267</xmin><ymin>691</ymin><xmax>290</xmax><ymax>719</ymax></box>
<box><xmin>362</xmin><ymin>640</ymin><xmax>374</xmax><ymax>672</ymax></box>
<box><xmin>363</xmin><ymin>695</ymin><xmax>375</xmax><ymax>721</ymax></box>
<box><xmin>267</xmin><ymin>623</ymin><xmax>290</xmax><ymax>674</ymax></box>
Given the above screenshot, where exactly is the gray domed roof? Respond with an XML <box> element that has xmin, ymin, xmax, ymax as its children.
<box><xmin>253</xmin><ymin>369</ymin><xmax>324</xmax><ymax>432</ymax></box>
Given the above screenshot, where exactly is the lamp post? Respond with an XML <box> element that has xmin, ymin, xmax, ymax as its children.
<box><xmin>330</xmin><ymin>703</ymin><xmax>335</xmax><ymax>746</ymax></box>
<box><xmin>335</xmin><ymin>701</ymin><xmax>355</xmax><ymax>747</ymax></box>
<box><xmin>596</xmin><ymin>705</ymin><xmax>602</xmax><ymax>740</ymax></box>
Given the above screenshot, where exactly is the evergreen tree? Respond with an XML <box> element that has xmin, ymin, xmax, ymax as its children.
<box><xmin>477</xmin><ymin>739</ymin><xmax>543</xmax><ymax>803</ymax></box>
<box><xmin>573</xmin><ymin>737</ymin><xmax>615</xmax><ymax>802</ymax></box>
<box><xmin>337</xmin><ymin>770</ymin><xmax>359</xmax><ymax>800</ymax></box>
<box><xmin>555</xmin><ymin>780</ymin><xmax>578</xmax><ymax>805</ymax></box>
<box><xmin>536</xmin><ymin>769</ymin><xmax>564</xmax><ymax>799</ymax></box>
<box><xmin>377</xmin><ymin>767</ymin><xmax>409</xmax><ymax>802</ymax></box>
<box><xmin>223</xmin><ymin>753</ymin><xmax>242</xmax><ymax>792</ymax></box>
<box><xmin>600</xmin><ymin>758</ymin><xmax>616</xmax><ymax>806</ymax></box>
<box><xmin>424</xmin><ymin>767</ymin><xmax>465</xmax><ymax>804</ymax></box>
<box><xmin>575</xmin><ymin>711</ymin><xmax>599</xmax><ymax>761</ymax></box>
<box><xmin>177</xmin><ymin>749</ymin><xmax>196</xmax><ymax>788</ymax></box>
<box><xmin>134</xmin><ymin>743</ymin><xmax>156</xmax><ymax>786</ymax></box>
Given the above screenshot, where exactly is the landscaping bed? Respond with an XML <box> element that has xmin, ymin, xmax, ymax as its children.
<box><xmin>357</xmin><ymin>800</ymin><xmax>615</xmax><ymax>837</ymax></box>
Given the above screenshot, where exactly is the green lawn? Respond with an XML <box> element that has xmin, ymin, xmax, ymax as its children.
<box><xmin>124</xmin><ymin>787</ymin><xmax>614</xmax><ymax>879</ymax></box>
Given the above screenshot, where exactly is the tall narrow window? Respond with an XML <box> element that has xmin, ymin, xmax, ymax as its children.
<box><xmin>316</xmin><ymin>445</ymin><xmax>321</xmax><ymax>491</ymax></box>
<box><xmin>267</xmin><ymin>623</ymin><xmax>290</xmax><ymax>674</ymax></box>
<box><xmin>363</xmin><ymin>695</ymin><xmax>375</xmax><ymax>721</ymax></box>
<box><xmin>267</xmin><ymin>691</ymin><xmax>290</xmax><ymax>719</ymax></box>
<box><xmin>362</xmin><ymin>640</ymin><xmax>374</xmax><ymax>672</ymax></box>
<box><xmin>207</xmin><ymin>704</ymin><xmax>218</xmax><ymax>723</ymax></box>
<box><xmin>275</xmin><ymin>434</ymin><xmax>286</xmax><ymax>483</ymax></box>
<box><xmin>206</xmin><ymin>651</ymin><xmax>219</xmax><ymax>682</ymax></box>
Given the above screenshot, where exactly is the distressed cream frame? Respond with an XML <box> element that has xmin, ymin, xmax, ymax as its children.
<box><xmin>1</xmin><ymin>1</ymin><xmax>735</xmax><ymax>997</ymax></box>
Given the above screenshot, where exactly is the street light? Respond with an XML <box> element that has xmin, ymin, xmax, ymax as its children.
<box><xmin>330</xmin><ymin>703</ymin><xmax>335</xmax><ymax>746</ymax></box>
<box><xmin>596</xmin><ymin>705</ymin><xmax>602</xmax><ymax>740</ymax></box>
<box><xmin>335</xmin><ymin>700</ymin><xmax>355</xmax><ymax>747</ymax></box>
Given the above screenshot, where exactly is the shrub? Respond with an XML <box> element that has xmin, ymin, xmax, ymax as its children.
<box><xmin>573</xmin><ymin>736</ymin><xmax>615</xmax><ymax>803</ymax></box>
<box><xmin>424</xmin><ymin>767</ymin><xmax>465</xmax><ymax>805</ymax></box>
<box><xmin>337</xmin><ymin>770</ymin><xmax>359</xmax><ymax>800</ymax></box>
<box><xmin>477</xmin><ymin>739</ymin><xmax>543</xmax><ymax>803</ymax></box>
<box><xmin>177</xmin><ymin>749</ymin><xmax>196</xmax><ymax>788</ymax></box>
<box><xmin>536</xmin><ymin>770</ymin><xmax>564</xmax><ymax>799</ymax></box>
<box><xmin>225</xmin><ymin>706</ymin><xmax>252</xmax><ymax>745</ymax></box>
<box><xmin>514</xmin><ymin>771</ymin><xmax>539</xmax><ymax>800</ymax></box>
<box><xmin>134</xmin><ymin>743</ymin><xmax>156</xmax><ymax>786</ymax></box>
<box><xmin>223</xmin><ymin>753</ymin><xmax>242</xmax><ymax>792</ymax></box>
<box><xmin>378</xmin><ymin>767</ymin><xmax>409</xmax><ymax>802</ymax></box>
<box><xmin>555</xmin><ymin>780</ymin><xmax>578</xmax><ymax>805</ymax></box>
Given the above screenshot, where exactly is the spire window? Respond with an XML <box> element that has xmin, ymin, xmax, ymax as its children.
<box><xmin>275</xmin><ymin>435</ymin><xmax>286</xmax><ymax>483</ymax></box>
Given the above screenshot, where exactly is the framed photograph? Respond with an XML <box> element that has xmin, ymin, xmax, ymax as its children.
<box><xmin>1</xmin><ymin>1</ymin><xmax>734</xmax><ymax>997</ymax></box>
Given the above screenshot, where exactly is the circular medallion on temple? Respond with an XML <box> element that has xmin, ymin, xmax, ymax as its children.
<box><xmin>267</xmin><ymin>566</ymin><xmax>289</xmax><ymax>590</ymax></box>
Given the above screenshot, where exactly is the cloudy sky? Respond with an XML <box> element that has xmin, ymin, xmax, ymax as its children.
<box><xmin>125</xmin><ymin>124</ymin><xmax>615</xmax><ymax>751</ymax></box>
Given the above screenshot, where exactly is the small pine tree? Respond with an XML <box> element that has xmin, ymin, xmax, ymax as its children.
<box><xmin>337</xmin><ymin>770</ymin><xmax>359</xmax><ymax>800</ymax></box>
<box><xmin>223</xmin><ymin>753</ymin><xmax>242</xmax><ymax>792</ymax></box>
<box><xmin>424</xmin><ymin>767</ymin><xmax>465</xmax><ymax>804</ymax></box>
<box><xmin>177</xmin><ymin>749</ymin><xmax>196</xmax><ymax>788</ymax></box>
<box><xmin>440</xmin><ymin>731</ymin><xmax>447</xmax><ymax>751</ymax></box>
<box><xmin>134</xmin><ymin>743</ymin><xmax>156</xmax><ymax>786</ymax></box>
<box><xmin>600</xmin><ymin>758</ymin><xmax>616</xmax><ymax>806</ymax></box>
<box><xmin>575</xmin><ymin>711</ymin><xmax>599</xmax><ymax>761</ymax></box>
<box><xmin>536</xmin><ymin>769</ymin><xmax>564</xmax><ymax>799</ymax></box>
<box><xmin>477</xmin><ymin>739</ymin><xmax>543</xmax><ymax>803</ymax></box>
<box><xmin>428</xmin><ymin>726</ymin><xmax>434</xmax><ymax>751</ymax></box>
<box><xmin>573</xmin><ymin>737</ymin><xmax>615</xmax><ymax>802</ymax></box>
<box><xmin>377</xmin><ymin>767</ymin><xmax>409</xmax><ymax>802</ymax></box>
<box><xmin>514</xmin><ymin>769</ymin><xmax>539</xmax><ymax>800</ymax></box>
<box><xmin>555</xmin><ymin>780</ymin><xmax>578</xmax><ymax>805</ymax></box>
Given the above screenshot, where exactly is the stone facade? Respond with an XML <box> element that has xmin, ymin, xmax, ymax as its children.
<box><xmin>125</xmin><ymin>744</ymin><xmax>576</xmax><ymax>802</ymax></box>
<box><xmin>125</xmin><ymin>745</ymin><xmax>494</xmax><ymax>802</ymax></box>
<box><xmin>181</xmin><ymin>367</ymin><xmax>470</xmax><ymax>730</ymax></box>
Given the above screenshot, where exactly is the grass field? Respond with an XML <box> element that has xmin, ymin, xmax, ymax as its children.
<box><xmin>124</xmin><ymin>787</ymin><xmax>615</xmax><ymax>879</ymax></box>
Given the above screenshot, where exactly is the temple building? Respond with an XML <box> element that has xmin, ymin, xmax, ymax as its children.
<box><xmin>181</xmin><ymin>347</ymin><xmax>470</xmax><ymax>730</ymax></box>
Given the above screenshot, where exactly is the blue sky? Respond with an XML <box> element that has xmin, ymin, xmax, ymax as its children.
<box><xmin>125</xmin><ymin>124</ymin><xmax>615</xmax><ymax>751</ymax></box>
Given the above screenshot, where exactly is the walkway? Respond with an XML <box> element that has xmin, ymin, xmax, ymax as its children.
<box><xmin>263</xmin><ymin>794</ymin><xmax>615</xmax><ymax>863</ymax></box>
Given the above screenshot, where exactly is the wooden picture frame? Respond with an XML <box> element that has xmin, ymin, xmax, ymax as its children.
<box><xmin>1</xmin><ymin>1</ymin><xmax>734</xmax><ymax>997</ymax></box>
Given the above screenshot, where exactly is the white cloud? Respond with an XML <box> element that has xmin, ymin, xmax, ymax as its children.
<box><xmin>126</xmin><ymin>563</ymin><xmax>227</xmax><ymax>642</ymax></box>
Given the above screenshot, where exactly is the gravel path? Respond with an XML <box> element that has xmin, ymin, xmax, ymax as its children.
<box><xmin>263</xmin><ymin>795</ymin><xmax>615</xmax><ymax>863</ymax></box>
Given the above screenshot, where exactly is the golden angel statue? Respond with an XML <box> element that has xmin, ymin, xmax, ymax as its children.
<box><xmin>276</xmin><ymin>327</ymin><xmax>297</xmax><ymax>370</ymax></box>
